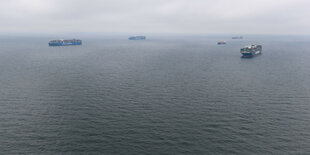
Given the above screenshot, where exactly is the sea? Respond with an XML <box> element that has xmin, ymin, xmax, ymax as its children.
<box><xmin>0</xmin><ymin>35</ymin><xmax>310</xmax><ymax>154</ymax></box>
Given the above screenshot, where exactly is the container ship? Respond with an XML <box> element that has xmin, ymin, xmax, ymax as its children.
<box><xmin>49</xmin><ymin>39</ymin><xmax>82</xmax><ymax>46</ymax></box>
<box><xmin>217</xmin><ymin>41</ymin><xmax>226</xmax><ymax>45</ymax></box>
<box><xmin>128</xmin><ymin>36</ymin><xmax>146</xmax><ymax>40</ymax></box>
<box><xmin>240</xmin><ymin>45</ymin><xmax>262</xmax><ymax>58</ymax></box>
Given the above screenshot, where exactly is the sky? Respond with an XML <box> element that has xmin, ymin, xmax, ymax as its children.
<box><xmin>0</xmin><ymin>0</ymin><xmax>309</xmax><ymax>35</ymax></box>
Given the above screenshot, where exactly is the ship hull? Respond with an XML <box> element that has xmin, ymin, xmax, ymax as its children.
<box><xmin>241</xmin><ymin>50</ymin><xmax>262</xmax><ymax>58</ymax></box>
<box><xmin>49</xmin><ymin>39</ymin><xmax>82</xmax><ymax>46</ymax></box>
<box><xmin>128</xmin><ymin>36</ymin><xmax>146</xmax><ymax>40</ymax></box>
<box><xmin>241</xmin><ymin>52</ymin><xmax>261</xmax><ymax>58</ymax></box>
<box><xmin>49</xmin><ymin>42</ymin><xmax>82</xmax><ymax>46</ymax></box>
<box><xmin>217</xmin><ymin>42</ymin><xmax>226</xmax><ymax>45</ymax></box>
<box><xmin>232</xmin><ymin>36</ymin><xmax>243</xmax><ymax>39</ymax></box>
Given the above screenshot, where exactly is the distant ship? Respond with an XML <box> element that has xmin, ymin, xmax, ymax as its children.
<box><xmin>217</xmin><ymin>41</ymin><xmax>226</xmax><ymax>45</ymax></box>
<box><xmin>49</xmin><ymin>39</ymin><xmax>82</xmax><ymax>46</ymax></box>
<box><xmin>232</xmin><ymin>36</ymin><xmax>243</xmax><ymax>39</ymax></box>
<box><xmin>128</xmin><ymin>36</ymin><xmax>146</xmax><ymax>40</ymax></box>
<box><xmin>240</xmin><ymin>45</ymin><xmax>262</xmax><ymax>58</ymax></box>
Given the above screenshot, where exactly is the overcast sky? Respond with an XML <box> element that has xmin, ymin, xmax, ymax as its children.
<box><xmin>0</xmin><ymin>0</ymin><xmax>309</xmax><ymax>34</ymax></box>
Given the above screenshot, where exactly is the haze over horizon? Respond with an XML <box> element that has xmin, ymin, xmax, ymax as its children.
<box><xmin>1</xmin><ymin>0</ymin><xmax>310</xmax><ymax>35</ymax></box>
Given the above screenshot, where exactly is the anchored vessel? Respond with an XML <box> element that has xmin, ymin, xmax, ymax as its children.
<box><xmin>128</xmin><ymin>36</ymin><xmax>146</xmax><ymax>40</ymax></box>
<box><xmin>240</xmin><ymin>45</ymin><xmax>262</xmax><ymax>58</ymax></box>
<box><xmin>217</xmin><ymin>41</ymin><xmax>226</xmax><ymax>45</ymax></box>
<box><xmin>232</xmin><ymin>36</ymin><xmax>243</xmax><ymax>39</ymax></box>
<box><xmin>49</xmin><ymin>39</ymin><xmax>82</xmax><ymax>46</ymax></box>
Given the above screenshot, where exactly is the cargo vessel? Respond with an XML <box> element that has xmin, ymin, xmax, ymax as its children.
<box><xmin>128</xmin><ymin>36</ymin><xmax>146</xmax><ymax>40</ymax></box>
<box><xmin>49</xmin><ymin>39</ymin><xmax>82</xmax><ymax>46</ymax></box>
<box><xmin>217</xmin><ymin>41</ymin><xmax>226</xmax><ymax>45</ymax></box>
<box><xmin>232</xmin><ymin>36</ymin><xmax>243</xmax><ymax>39</ymax></box>
<box><xmin>240</xmin><ymin>45</ymin><xmax>262</xmax><ymax>58</ymax></box>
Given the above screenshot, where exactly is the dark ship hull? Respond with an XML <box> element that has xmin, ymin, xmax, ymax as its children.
<box><xmin>49</xmin><ymin>39</ymin><xmax>82</xmax><ymax>46</ymax></box>
<box><xmin>128</xmin><ymin>36</ymin><xmax>146</xmax><ymax>40</ymax></box>
<box><xmin>241</xmin><ymin>52</ymin><xmax>261</xmax><ymax>58</ymax></box>
<box><xmin>217</xmin><ymin>41</ymin><xmax>226</xmax><ymax>45</ymax></box>
<box><xmin>232</xmin><ymin>36</ymin><xmax>243</xmax><ymax>39</ymax></box>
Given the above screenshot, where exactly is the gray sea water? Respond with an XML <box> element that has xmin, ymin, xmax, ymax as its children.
<box><xmin>1</xmin><ymin>35</ymin><xmax>310</xmax><ymax>154</ymax></box>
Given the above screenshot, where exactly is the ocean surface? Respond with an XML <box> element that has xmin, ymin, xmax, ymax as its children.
<box><xmin>0</xmin><ymin>35</ymin><xmax>310</xmax><ymax>154</ymax></box>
